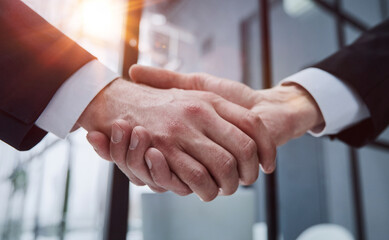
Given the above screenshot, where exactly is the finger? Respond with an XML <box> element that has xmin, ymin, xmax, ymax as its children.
<box><xmin>202</xmin><ymin>116</ymin><xmax>260</xmax><ymax>186</ymax></box>
<box><xmin>166</xmin><ymin>150</ymin><xmax>219</xmax><ymax>202</ymax></box>
<box><xmin>130</xmin><ymin>65</ymin><xmax>189</xmax><ymax>89</ymax></box>
<box><xmin>109</xmin><ymin>120</ymin><xmax>147</xmax><ymax>187</ymax></box>
<box><xmin>86</xmin><ymin>131</ymin><xmax>112</xmax><ymax>161</ymax></box>
<box><xmin>125</xmin><ymin>126</ymin><xmax>166</xmax><ymax>192</ymax></box>
<box><xmin>126</xmin><ymin>126</ymin><xmax>183</xmax><ymax>193</ymax></box>
<box><xmin>181</xmin><ymin>136</ymin><xmax>239</xmax><ymax>195</ymax></box>
<box><xmin>145</xmin><ymin>148</ymin><xmax>192</xmax><ymax>196</ymax></box>
<box><xmin>110</xmin><ymin>120</ymin><xmax>132</xmax><ymax>163</ymax></box>
<box><xmin>87</xmin><ymin>128</ymin><xmax>145</xmax><ymax>185</ymax></box>
<box><xmin>130</xmin><ymin>65</ymin><xmax>255</xmax><ymax>108</ymax></box>
<box><xmin>148</xmin><ymin>186</ymin><xmax>167</xmax><ymax>193</ymax></box>
<box><xmin>128</xmin><ymin>173</ymin><xmax>147</xmax><ymax>187</ymax></box>
<box><xmin>126</xmin><ymin>126</ymin><xmax>165</xmax><ymax>192</ymax></box>
<box><xmin>213</xmin><ymin>98</ymin><xmax>277</xmax><ymax>174</ymax></box>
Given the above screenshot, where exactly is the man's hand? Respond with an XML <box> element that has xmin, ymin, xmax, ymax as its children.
<box><xmin>77</xmin><ymin>78</ymin><xmax>275</xmax><ymax>201</ymax></box>
<box><xmin>130</xmin><ymin>65</ymin><xmax>324</xmax><ymax>146</ymax></box>
<box><xmin>87</xmin><ymin>122</ymin><xmax>192</xmax><ymax>196</ymax></box>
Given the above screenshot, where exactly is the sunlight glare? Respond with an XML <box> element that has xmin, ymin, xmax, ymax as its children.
<box><xmin>80</xmin><ymin>0</ymin><xmax>116</xmax><ymax>40</ymax></box>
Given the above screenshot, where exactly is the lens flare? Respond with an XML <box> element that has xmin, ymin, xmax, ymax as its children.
<box><xmin>80</xmin><ymin>0</ymin><xmax>116</xmax><ymax>40</ymax></box>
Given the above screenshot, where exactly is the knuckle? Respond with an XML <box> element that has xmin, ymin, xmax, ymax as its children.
<box><xmin>194</xmin><ymin>88</ymin><xmax>217</xmax><ymax>101</ymax></box>
<box><xmin>190</xmin><ymin>72</ymin><xmax>209</xmax><ymax>89</ymax></box>
<box><xmin>182</xmin><ymin>103</ymin><xmax>204</xmax><ymax>116</ymax></box>
<box><xmin>187</xmin><ymin>168</ymin><xmax>208</xmax><ymax>187</ymax></box>
<box><xmin>153</xmin><ymin>134</ymin><xmax>169</xmax><ymax>148</ymax></box>
<box><xmin>166</xmin><ymin>120</ymin><xmax>184</xmax><ymax>134</ymax></box>
<box><xmin>134</xmin><ymin>126</ymin><xmax>151</xmax><ymax>141</ymax></box>
<box><xmin>218</xmin><ymin>154</ymin><xmax>237</xmax><ymax>179</ymax></box>
<box><xmin>243</xmin><ymin>111</ymin><xmax>262</xmax><ymax>129</ymax></box>
<box><xmin>204</xmin><ymin>92</ymin><xmax>219</xmax><ymax>101</ymax></box>
<box><xmin>241</xmin><ymin>138</ymin><xmax>257</xmax><ymax>160</ymax></box>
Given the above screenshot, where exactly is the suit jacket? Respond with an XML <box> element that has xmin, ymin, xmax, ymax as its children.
<box><xmin>0</xmin><ymin>0</ymin><xmax>95</xmax><ymax>150</ymax></box>
<box><xmin>313</xmin><ymin>19</ymin><xmax>389</xmax><ymax>147</ymax></box>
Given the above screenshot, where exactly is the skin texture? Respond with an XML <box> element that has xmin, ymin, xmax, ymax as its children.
<box><xmin>129</xmin><ymin>65</ymin><xmax>324</xmax><ymax>146</ymax></box>
<box><xmin>78</xmin><ymin>76</ymin><xmax>275</xmax><ymax>201</ymax></box>
<box><xmin>87</xmin><ymin>65</ymin><xmax>323</xmax><ymax>200</ymax></box>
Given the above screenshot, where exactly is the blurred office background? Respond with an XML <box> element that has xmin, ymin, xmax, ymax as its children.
<box><xmin>1</xmin><ymin>0</ymin><xmax>389</xmax><ymax>240</ymax></box>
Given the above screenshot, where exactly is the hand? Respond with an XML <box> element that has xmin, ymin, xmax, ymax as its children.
<box><xmin>77</xmin><ymin>78</ymin><xmax>275</xmax><ymax>201</ymax></box>
<box><xmin>130</xmin><ymin>65</ymin><xmax>324</xmax><ymax>146</ymax></box>
<box><xmin>87</xmin><ymin>121</ymin><xmax>192</xmax><ymax>196</ymax></box>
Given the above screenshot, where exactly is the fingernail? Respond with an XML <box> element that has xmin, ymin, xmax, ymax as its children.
<box><xmin>266</xmin><ymin>161</ymin><xmax>277</xmax><ymax>173</ymax></box>
<box><xmin>198</xmin><ymin>196</ymin><xmax>205</xmax><ymax>202</ymax></box>
<box><xmin>129</xmin><ymin>130</ymin><xmax>139</xmax><ymax>150</ymax></box>
<box><xmin>111</xmin><ymin>124</ymin><xmax>123</xmax><ymax>143</ymax></box>
<box><xmin>145</xmin><ymin>156</ymin><xmax>152</xmax><ymax>170</ymax></box>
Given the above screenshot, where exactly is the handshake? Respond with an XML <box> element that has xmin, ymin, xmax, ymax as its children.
<box><xmin>77</xmin><ymin>65</ymin><xmax>324</xmax><ymax>202</ymax></box>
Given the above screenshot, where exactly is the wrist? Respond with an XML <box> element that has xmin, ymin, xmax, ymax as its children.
<box><xmin>281</xmin><ymin>83</ymin><xmax>324</xmax><ymax>132</ymax></box>
<box><xmin>252</xmin><ymin>83</ymin><xmax>324</xmax><ymax>146</ymax></box>
<box><xmin>76</xmin><ymin>78</ymin><xmax>135</xmax><ymax>135</ymax></box>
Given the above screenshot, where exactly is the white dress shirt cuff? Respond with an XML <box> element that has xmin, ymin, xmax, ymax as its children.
<box><xmin>280</xmin><ymin>68</ymin><xmax>370</xmax><ymax>137</ymax></box>
<box><xmin>36</xmin><ymin>60</ymin><xmax>119</xmax><ymax>138</ymax></box>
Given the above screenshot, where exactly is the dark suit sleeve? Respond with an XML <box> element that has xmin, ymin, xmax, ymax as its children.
<box><xmin>0</xmin><ymin>0</ymin><xmax>95</xmax><ymax>150</ymax></box>
<box><xmin>313</xmin><ymin>20</ymin><xmax>389</xmax><ymax>147</ymax></box>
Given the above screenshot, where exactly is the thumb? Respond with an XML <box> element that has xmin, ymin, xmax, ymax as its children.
<box><xmin>86</xmin><ymin>131</ymin><xmax>112</xmax><ymax>161</ymax></box>
<box><xmin>130</xmin><ymin>64</ymin><xmax>194</xmax><ymax>89</ymax></box>
<box><xmin>130</xmin><ymin>65</ymin><xmax>257</xmax><ymax>108</ymax></box>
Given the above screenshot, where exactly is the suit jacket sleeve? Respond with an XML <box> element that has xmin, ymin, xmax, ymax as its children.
<box><xmin>0</xmin><ymin>0</ymin><xmax>95</xmax><ymax>150</ymax></box>
<box><xmin>313</xmin><ymin>19</ymin><xmax>389</xmax><ymax>147</ymax></box>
